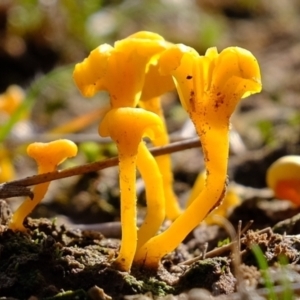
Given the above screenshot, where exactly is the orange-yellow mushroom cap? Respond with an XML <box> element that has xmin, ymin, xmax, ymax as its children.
<box><xmin>99</xmin><ymin>107</ymin><xmax>163</xmax><ymax>155</ymax></box>
<box><xmin>159</xmin><ymin>45</ymin><xmax>262</xmax><ymax>116</ymax></box>
<box><xmin>27</xmin><ymin>139</ymin><xmax>78</xmax><ymax>172</ymax></box>
<box><xmin>266</xmin><ymin>155</ymin><xmax>300</xmax><ymax>206</ymax></box>
<box><xmin>73</xmin><ymin>31</ymin><xmax>170</xmax><ymax>108</ymax></box>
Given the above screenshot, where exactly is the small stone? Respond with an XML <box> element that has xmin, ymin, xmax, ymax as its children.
<box><xmin>188</xmin><ymin>288</ymin><xmax>212</xmax><ymax>300</ymax></box>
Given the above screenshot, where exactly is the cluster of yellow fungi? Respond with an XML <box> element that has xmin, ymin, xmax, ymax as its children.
<box><xmin>73</xmin><ymin>31</ymin><xmax>262</xmax><ymax>271</ymax></box>
<box><xmin>5</xmin><ymin>30</ymin><xmax>261</xmax><ymax>273</ymax></box>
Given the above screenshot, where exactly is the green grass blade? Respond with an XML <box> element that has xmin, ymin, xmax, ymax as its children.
<box><xmin>251</xmin><ymin>244</ymin><xmax>278</xmax><ymax>300</ymax></box>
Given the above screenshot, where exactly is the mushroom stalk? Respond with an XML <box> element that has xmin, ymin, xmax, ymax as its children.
<box><xmin>139</xmin><ymin>97</ymin><xmax>181</xmax><ymax>220</ymax></box>
<box><xmin>99</xmin><ymin>107</ymin><xmax>164</xmax><ymax>271</ymax></box>
<box><xmin>9</xmin><ymin>175</ymin><xmax>51</xmax><ymax>231</ymax></box>
<box><xmin>134</xmin><ymin>125</ymin><xmax>229</xmax><ymax>268</ymax></box>
<box><xmin>134</xmin><ymin>45</ymin><xmax>262</xmax><ymax>269</ymax></box>
<box><xmin>186</xmin><ymin>170</ymin><xmax>240</xmax><ymax>224</ymax></box>
<box><xmin>117</xmin><ymin>150</ymin><xmax>138</xmax><ymax>269</ymax></box>
<box><xmin>136</xmin><ymin>141</ymin><xmax>165</xmax><ymax>250</ymax></box>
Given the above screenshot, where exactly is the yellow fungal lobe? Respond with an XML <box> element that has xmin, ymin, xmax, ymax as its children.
<box><xmin>27</xmin><ymin>139</ymin><xmax>78</xmax><ymax>171</ymax></box>
<box><xmin>73</xmin><ymin>31</ymin><xmax>170</xmax><ymax>108</ymax></box>
<box><xmin>99</xmin><ymin>108</ymin><xmax>164</xmax><ymax>156</ymax></box>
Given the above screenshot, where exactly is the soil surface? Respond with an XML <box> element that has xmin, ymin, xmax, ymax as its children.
<box><xmin>1</xmin><ymin>189</ymin><xmax>300</xmax><ymax>300</ymax></box>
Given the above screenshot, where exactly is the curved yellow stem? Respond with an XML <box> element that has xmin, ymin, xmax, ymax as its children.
<box><xmin>136</xmin><ymin>142</ymin><xmax>165</xmax><ymax>250</ymax></box>
<box><xmin>185</xmin><ymin>170</ymin><xmax>206</xmax><ymax>208</ymax></box>
<box><xmin>99</xmin><ymin>107</ymin><xmax>164</xmax><ymax>271</ymax></box>
<box><xmin>9</xmin><ymin>182</ymin><xmax>50</xmax><ymax>232</ymax></box>
<box><xmin>139</xmin><ymin>97</ymin><xmax>181</xmax><ymax>220</ymax></box>
<box><xmin>113</xmin><ymin>152</ymin><xmax>138</xmax><ymax>271</ymax></box>
<box><xmin>9</xmin><ymin>164</ymin><xmax>53</xmax><ymax>231</ymax></box>
<box><xmin>134</xmin><ymin>124</ymin><xmax>229</xmax><ymax>269</ymax></box>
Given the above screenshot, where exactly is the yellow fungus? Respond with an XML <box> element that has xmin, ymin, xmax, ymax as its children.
<box><xmin>73</xmin><ymin>31</ymin><xmax>262</xmax><ymax>271</ymax></box>
<box><xmin>134</xmin><ymin>45</ymin><xmax>262</xmax><ymax>269</ymax></box>
<box><xmin>73</xmin><ymin>31</ymin><xmax>169</xmax><ymax>108</ymax></box>
<box><xmin>9</xmin><ymin>139</ymin><xmax>77</xmax><ymax>231</ymax></box>
<box><xmin>140</xmin><ymin>74</ymin><xmax>181</xmax><ymax>220</ymax></box>
<box><xmin>99</xmin><ymin>107</ymin><xmax>165</xmax><ymax>271</ymax></box>
<box><xmin>73</xmin><ymin>31</ymin><xmax>181</xmax><ymax>221</ymax></box>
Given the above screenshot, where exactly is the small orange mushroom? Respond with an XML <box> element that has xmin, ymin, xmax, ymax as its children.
<box><xmin>266</xmin><ymin>155</ymin><xmax>300</xmax><ymax>206</ymax></box>
<box><xmin>9</xmin><ymin>139</ymin><xmax>77</xmax><ymax>231</ymax></box>
<box><xmin>99</xmin><ymin>107</ymin><xmax>166</xmax><ymax>271</ymax></box>
<box><xmin>134</xmin><ymin>45</ymin><xmax>262</xmax><ymax>269</ymax></box>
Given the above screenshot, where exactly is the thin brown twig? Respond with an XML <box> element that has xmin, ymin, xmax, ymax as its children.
<box><xmin>179</xmin><ymin>221</ymin><xmax>261</xmax><ymax>266</ymax></box>
<box><xmin>237</xmin><ymin>220</ymin><xmax>242</xmax><ymax>258</ymax></box>
<box><xmin>0</xmin><ymin>137</ymin><xmax>201</xmax><ymax>198</ymax></box>
<box><xmin>240</xmin><ymin>220</ymin><xmax>254</xmax><ymax>235</ymax></box>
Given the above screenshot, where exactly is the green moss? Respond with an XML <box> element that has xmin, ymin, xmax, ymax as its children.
<box><xmin>123</xmin><ymin>274</ymin><xmax>174</xmax><ymax>296</ymax></box>
<box><xmin>142</xmin><ymin>277</ymin><xmax>174</xmax><ymax>296</ymax></box>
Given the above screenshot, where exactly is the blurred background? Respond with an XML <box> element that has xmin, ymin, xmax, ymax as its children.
<box><xmin>0</xmin><ymin>0</ymin><xmax>299</xmax><ymax>225</ymax></box>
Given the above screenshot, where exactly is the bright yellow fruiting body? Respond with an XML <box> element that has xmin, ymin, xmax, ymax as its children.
<box><xmin>267</xmin><ymin>155</ymin><xmax>300</xmax><ymax>206</ymax></box>
<box><xmin>73</xmin><ymin>31</ymin><xmax>180</xmax><ymax>221</ymax></box>
<box><xmin>139</xmin><ymin>97</ymin><xmax>181</xmax><ymax>220</ymax></box>
<box><xmin>136</xmin><ymin>142</ymin><xmax>165</xmax><ymax>250</ymax></box>
<box><xmin>99</xmin><ymin>107</ymin><xmax>165</xmax><ymax>271</ymax></box>
<box><xmin>73</xmin><ymin>31</ymin><xmax>262</xmax><ymax>271</ymax></box>
<box><xmin>134</xmin><ymin>45</ymin><xmax>262</xmax><ymax>269</ymax></box>
<box><xmin>9</xmin><ymin>139</ymin><xmax>78</xmax><ymax>231</ymax></box>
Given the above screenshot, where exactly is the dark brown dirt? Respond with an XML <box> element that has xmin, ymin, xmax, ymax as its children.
<box><xmin>1</xmin><ymin>190</ymin><xmax>300</xmax><ymax>300</ymax></box>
